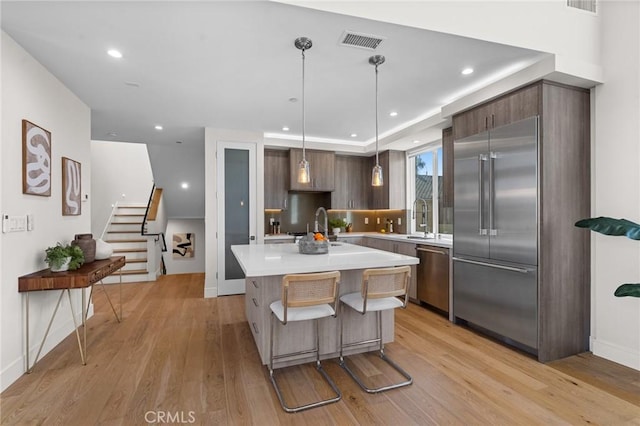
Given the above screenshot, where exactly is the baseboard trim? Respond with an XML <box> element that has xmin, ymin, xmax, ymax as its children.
<box><xmin>591</xmin><ymin>337</ymin><xmax>640</xmax><ymax>370</ymax></box>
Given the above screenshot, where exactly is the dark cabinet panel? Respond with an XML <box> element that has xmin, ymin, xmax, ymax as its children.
<box><xmin>289</xmin><ymin>148</ymin><xmax>335</xmax><ymax>191</ymax></box>
<box><xmin>370</xmin><ymin>150</ymin><xmax>406</xmax><ymax>209</ymax></box>
<box><xmin>264</xmin><ymin>149</ymin><xmax>289</xmax><ymax>210</ymax></box>
<box><xmin>332</xmin><ymin>155</ymin><xmax>369</xmax><ymax>209</ymax></box>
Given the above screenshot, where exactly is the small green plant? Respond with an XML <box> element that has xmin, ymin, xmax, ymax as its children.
<box><xmin>328</xmin><ymin>218</ymin><xmax>347</xmax><ymax>229</ymax></box>
<box><xmin>44</xmin><ymin>243</ymin><xmax>84</xmax><ymax>271</ymax></box>
<box><xmin>575</xmin><ymin>217</ymin><xmax>640</xmax><ymax>297</ymax></box>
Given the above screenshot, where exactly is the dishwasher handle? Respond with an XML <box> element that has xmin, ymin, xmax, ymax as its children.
<box><xmin>416</xmin><ymin>247</ymin><xmax>448</xmax><ymax>256</ymax></box>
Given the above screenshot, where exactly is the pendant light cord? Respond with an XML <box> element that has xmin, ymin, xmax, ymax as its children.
<box><xmin>302</xmin><ymin>48</ymin><xmax>306</xmax><ymax>160</ymax></box>
<box><xmin>375</xmin><ymin>62</ymin><xmax>379</xmax><ymax>166</ymax></box>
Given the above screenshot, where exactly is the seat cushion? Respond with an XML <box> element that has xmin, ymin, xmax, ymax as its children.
<box><xmin>270</xmin><ymin>300</ymin><xmax>336</xmax><ymax>322</ymax></box>
<box><xmin>340</xmin><ymin>292</ymin><xmax>404</xmax><ymax>313</ymax></box>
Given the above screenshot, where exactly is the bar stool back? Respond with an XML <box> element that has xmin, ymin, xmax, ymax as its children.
<box><xmin>269</xmin><ymin>270</ymin><xmax>341</xmax><ymax>412</ymax></box>
<box><xmin>339</xmin><ymin>265</ymin><xmax>413</xmax><ymax>393</ymax></box>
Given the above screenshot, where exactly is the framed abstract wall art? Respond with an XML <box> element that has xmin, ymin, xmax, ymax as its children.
<box><xmin>22</xmin><ymin>120</ymin><xmax>52</xmax><ymax>196</ymax></box>
<box><xmin>173</xmin><ymin>233</ymin><xmax>195</xmax><ymax>258</ymax></box>
<box><xmin>62</xmin><ymin>157</ymin><xmax>81</xmax><ymax>216</ymax></box>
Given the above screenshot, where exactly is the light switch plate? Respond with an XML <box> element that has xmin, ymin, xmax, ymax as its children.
<box><xmin>364</xmin><ymin>217</ymin><xmax>369</xmax><ymax>225</ymax></box>
<box><xmin>2</xmin><ymin>214</ymin><xmax>27</xmax><ymax>233</ymax></box>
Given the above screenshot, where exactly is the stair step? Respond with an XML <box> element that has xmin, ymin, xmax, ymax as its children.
<box><xmin>106</xmin><ymin>239</ymin><xmax>147</xmax><ymax>243</ymax></box>
<box><xmin>110</xmin><ymin>221</ymin><xmax>143</xmax><ymax>225</ymax></box>
<box><xmin>107</xmin><ymin>231</ymin><xmax>141</xmax><ymax>234</ymax></box>
<box><xmin>126</xmin><ymin>258</ymin><xmax>148</xmax><ymax>263</ymax></box>
<box><xmin>118</xmin><ymin>206</ymin><xmax>147</xmax><ymax>209</ymax></box>
<box><xmin>114</xmin><ymin>214</ymin><xmax>145</xmax><ymax>217</ymax></box>
<box><xmin>113</xmin><ymin>248</ymin><xmax>147</xmax><ymax>253</ymax></box>
<box><xmin>114</xmin><ymin>269</ymin><xmax>148</xmax><ymax>276</ymax></box>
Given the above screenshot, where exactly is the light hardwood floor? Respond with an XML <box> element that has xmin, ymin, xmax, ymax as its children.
<box><xmin>2</xmin><ymin>274</ymin><xmax>638</xmax><ymax>425</ymax></box>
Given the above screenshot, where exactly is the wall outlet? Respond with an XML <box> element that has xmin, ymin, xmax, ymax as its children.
<box><xmin>364</xmin><ymin>217</ymin><xmax>369</xmax><ymax>225</ymax></box>
<box><xmin>376</xmin><ymin>217</ymin><xmax>380</xmax><ymax>225</ymax></box>
<box><xmin>398</xmin><ymin>218</ymin><xmax>402</xmax><ymax>226</ymax></box>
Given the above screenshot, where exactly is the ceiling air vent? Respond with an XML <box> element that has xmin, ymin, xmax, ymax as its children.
<box><xmin>567</xmin><ymin>0</ymin><xmax>596</xmax><ymax>13</ymax></box>
<box><xmin>339</xmin><ymin>31</ymin><xmax>385</xmax><ymax>51</ymax></box>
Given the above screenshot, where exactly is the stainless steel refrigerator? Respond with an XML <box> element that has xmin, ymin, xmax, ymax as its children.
<box><xmin>453</xmin><ymin>116</ymin><xmax>538</xmax><ymax>352</ymax></box>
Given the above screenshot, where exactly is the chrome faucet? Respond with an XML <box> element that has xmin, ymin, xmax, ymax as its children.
<box><xmin>412</xmin><ymin>198</ymin><xmax>429</xmax><ymax>237</ymax></box>
<box><xmin>314</xmin><ymin>207</ymin><xmax>328</xmax><ymax>239</ymax></box>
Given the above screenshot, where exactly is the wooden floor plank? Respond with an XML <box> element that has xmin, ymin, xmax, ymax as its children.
<box><xmin>2</xmin><ymin>274</ymin><xmax>638</xmax><ymax>425</ymax></box>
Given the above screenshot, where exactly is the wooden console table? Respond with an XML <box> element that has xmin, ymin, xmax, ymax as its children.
<box><xmin>19</xmin><ymin>256</ymin><xmax>126</xmax><ymax>372</ymax></box>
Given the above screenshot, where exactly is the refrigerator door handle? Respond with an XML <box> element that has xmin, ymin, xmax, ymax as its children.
<box><xmin>489</xmin><ymin>151</ymin><xmax>497</xmax><ymax>236</ymax></box>
<box><xmin>478</xmin><ymin>154</ymin><xmax>488</xmax><ymax>235</ymax></box>
<box><xmin>453</xmin><ymin>257</ymin><xmax>529</xmax><ymax>274</ymax></box>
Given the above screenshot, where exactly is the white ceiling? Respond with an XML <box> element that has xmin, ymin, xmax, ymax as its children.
<box><xmin>1</xmin><ymin>1</ymin><xmax>549</xmax><ymax>217</ymax></box>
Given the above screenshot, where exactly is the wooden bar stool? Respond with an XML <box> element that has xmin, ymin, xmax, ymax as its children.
<box><xmin>339</xmin><ymin>265</ymin><xmax>413</xmax><ymax>393</ymax></box>
<box><xmin>268</xmin><ymin>270</ymin><xmax>342</xmax><ymax>413</ymax></box>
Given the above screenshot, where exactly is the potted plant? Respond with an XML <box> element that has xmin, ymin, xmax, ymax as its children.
<box><xmin>45</xmin><ymin>243</ymin><xmax>84</xmax><ymax>272</ymax></box>
<box><xmin>329</xmin><ymin>218</ymin><xmax>347</xmax><ymax>235</ymax></box>
<box><xmin>575</xmin><ymin>217</ymin><xmax>640</xmax><ymax>297</ymax></box>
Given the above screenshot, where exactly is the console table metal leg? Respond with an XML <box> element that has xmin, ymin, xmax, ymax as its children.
<box><xmin>25</xmin><ymin>292</ymin><xmax>30</xmax><ymax>373</ymax></box>
<box><xmin>27</xmin><ymin>290</ymin><xmax>65</xmax><ymax>373</ymax></box>
<box><xmin>67</xmin><ymin>289</ymin><xmax>86</xmax><ymax>365</ymax></box>
<box><xmin>98</xmin><ymin>279</ymin><xmax>121</xmax><ymax>323</ymax></box>
<box><xmin>82</xmin><ymin>288</ymin><xmax>86</xmax><ymax>362</ymax></box>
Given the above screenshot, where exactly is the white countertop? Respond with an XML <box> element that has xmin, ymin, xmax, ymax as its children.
<box><xmin>264</xmin><ymin>232</ymin><xmax>452</xmax><ymax>248</ymax></box>
<box><xmin>231</xmin><ymin>242</ymin><xmax>419</xmax><ymax>277</ymax></box>
<box><xmin>338</xmin><ymin>232</ymin><xmax>453</xmax><ymax>248</ymax></box>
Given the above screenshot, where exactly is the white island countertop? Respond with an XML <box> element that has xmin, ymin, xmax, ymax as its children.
<box><xmin>231</xmin><ymin>242</ymin><xmax>418</xmax><ymax>277</ymax></box>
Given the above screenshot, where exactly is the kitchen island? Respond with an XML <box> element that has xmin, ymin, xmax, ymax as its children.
<box><xmin>231</xmin><ymin>242</ymin><xmax>419</xmax><ymax>368</ymax></box>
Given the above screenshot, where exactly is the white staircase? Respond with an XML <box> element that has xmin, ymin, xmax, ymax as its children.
<box><xmin>102</xmin><ymin>204</ymin><xmax>155</xmax><ymax>283</ymax></box>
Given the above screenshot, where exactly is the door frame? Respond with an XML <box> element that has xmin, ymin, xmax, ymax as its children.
<box><xmin>216</xmin><ymin>141</ymin><xmax>257</xmax><ymax>296</ymax></box>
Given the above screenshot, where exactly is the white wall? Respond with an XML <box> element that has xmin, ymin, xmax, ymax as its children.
<box><xmin>204</xmin><ymin>128</ymin><xmax>264</xmax><ymax>298</ymax></box>
<box><xmin>590</xmin><ymin>1</ymin><xmax>640</xmax><ymax>370</ymax></box>
<box><xmin>284</xmin><ymin>1</ymin><xmax>600</xmax><ymax>69</ymax></box>
<box><xmin>165</xmin><ymin>219</ymin><xmax>205</xmax><ymax>275</ymax></box>
<box><xmin>90</xmin><ymin>140</ymin><xmax>154</xmax><ymax>238</ymax></box>
<box><xmin>1</xmin><ymin>32</ymin><xmax>91</xmax><ymax>391</ymax></box>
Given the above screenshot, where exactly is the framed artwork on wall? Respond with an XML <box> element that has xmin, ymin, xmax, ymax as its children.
<box><xmin>173</xmin><ymin>233</ymin><xmax>195</xmax><ymax>258</ymax></box>
<box><xmin>22</xmin><ymin>119</ymin><xmax>52</xmax><ymax>196</ymax></box>
<box><xmin>62</xmin><ymin>157</ymin><xmax>81</xmax><ymax>216</ymax></box>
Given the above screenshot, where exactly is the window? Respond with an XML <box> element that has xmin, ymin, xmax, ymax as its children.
<box><xmin>410</xmin><ymin>144</ymin><xmax>451</xmax><ymax>236</ymax></box>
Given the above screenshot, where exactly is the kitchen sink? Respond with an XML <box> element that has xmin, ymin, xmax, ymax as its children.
<box><xmin>406</xmin><ymin>235</ymin><xmax>434</xmax><ymax>240</ymax></box>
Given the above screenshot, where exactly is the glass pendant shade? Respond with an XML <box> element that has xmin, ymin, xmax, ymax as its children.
<box><xmin>372</xmin><ymin>163</ymin><xmax>384</xmax><ymax>186</ymax></box>
<box><xmin>298</xmin><ymin>158</ymin><xmax>310</xmax><ymax>183</ymax></box>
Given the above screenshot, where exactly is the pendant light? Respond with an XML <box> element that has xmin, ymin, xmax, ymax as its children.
<box><xmin>295</xmin><ymin>37</ymin><xmax>312</xmax><ymax>184</ymax></box>
<box><xmin>370</xmin><ymin>55</ymin><xmax>385</xmax><ymax>187</ymax></box>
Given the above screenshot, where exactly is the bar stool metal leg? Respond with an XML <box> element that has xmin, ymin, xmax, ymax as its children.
<box><xmin>268</xmin><ymin>313</ymin><xmax>341</xmax><ymax>413</ymax></box>
<box><xmin>340</xmin><ymin>310</ymin><xmax>412</xmax><ymax>393</ymax></box>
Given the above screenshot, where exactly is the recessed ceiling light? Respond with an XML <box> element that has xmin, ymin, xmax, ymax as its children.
<box><xmin>413</xmin><ymin>140</ymin><xmax>421</xmax><ymax>144</ymax></box>
<box><xmin>350</xmin><ymin>133</ymin><xmax>357</xmax><ymax>138</ymax></box>
<box><xmin>154</xmin><ymin>125</ymin><xmax>163</xmax><ymax>131</ymax></box>
<box><xmin>107</xmin><ymin>49</ymin><xmax>123</xmax><ymax>59</ymax></box>
<box><xmin>176</xmin><ymin>141</ymin><xmax>183</xmax><ymax>144</ymax></box>
<box><xmin>124</xmin><ymin>81</ymin><xmax>140</xmax><ymax>87</ymax></box>
<box><xmin>181</xmin><ymin>182</ymin><xmax>189</xmax><ymax>189</ymax></box>
<box><xmin>289</xmin><ymin>97</ymin><xmax>298</xmax><ymax>103</ymax></box>
<box><xmin>461</xmin><ymin>67</ymin><xmax>474</xmax><ymax>75</ymax></box>
<box><xmin>389</xmin><ymin>111</ymin><xmax>398</xmax><ymax>117</ymax></box>
<box><xmin>282</xmin><ymin>126</ymin><xmax>290</xmax><ymax>131</ymax></box>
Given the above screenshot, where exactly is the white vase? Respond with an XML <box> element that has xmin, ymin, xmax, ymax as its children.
<box><xmin>332</xmin><ymin>228</ymin><xmax>341</xmax><ymax>235</ymax></box>
<box><xmin>95</xmin><ymin>238</ymin><xmax>114</xmax><ymax>260</ymax></box>
<box><xmin>50</xmin><ymin>256</ymin><xmax>71</xmax><ymax>272</ymax></box>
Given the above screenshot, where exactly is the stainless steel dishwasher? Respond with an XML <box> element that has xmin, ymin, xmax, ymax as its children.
<box><xmin>416</xmin><ymin>245</ymin><xmax>450</xmax><ymax>313</ymax></box>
